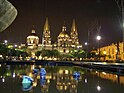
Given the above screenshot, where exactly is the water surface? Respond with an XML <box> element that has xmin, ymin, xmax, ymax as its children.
<box><xmin>0</xmin><ymin>64</ymin><xmax>124</xmax><ymax>93</ymax></box>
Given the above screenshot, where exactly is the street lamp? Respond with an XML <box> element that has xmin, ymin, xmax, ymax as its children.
<box><xmin>85</xmin><ymin>42</ymin><xmax>88</xmax><ymax>58</ymax></box>
<box><xmin>96</xmin><ymin>35</ymin><xmax>101</xmax><ymax>60</ymax></box>
<box><xmin>4</xmin><ymin>40</ymin><xmax>8</xmax><ymax>45</ymax></box>
<box><xmin>85</xmin><ymin>42</ymin><xmax>88</xmax><ymax>46</ymax></box>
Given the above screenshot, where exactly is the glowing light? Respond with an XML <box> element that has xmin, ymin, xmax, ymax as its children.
<box><xmin>84</xmin><ymin>78</ymin><xmax>88</xmax><ymax>83</ymax></box>
<box><xmin>2</xmin><ymin>78</ymin><xmax>5</xmax><ymax>82</ymax></box>
<box><xmin>65</xmin><ymin>70</ymin><xmax>69</xmax><ymax>74</ymax></box>
<box><xmin>0</xmin><ymin>55</ymin><xmax>3</xmax><ymax>58</ymax></box>
<box><xmin>13</xmin><ymin>73</ymin><xmax>16</xmax><ymax>78</ymax></box>
<box><xmin>59</xmin><ymin>70</ymin><xmax>63</xmax><ymax>74</ymax></box>
<box><xmin>102</xmin><ymin>72</ymin><xmax>106</xmax><ymax>75</ymax></box>
<box><xmin>4</xmin><ymin>40</ymin><xmax>8</xmax><ymax>44</ymax></box>
<box><xmin>97</xmin><ymin>85</ymin><xmax>101</xmax><ymax>91</ymax></box>
<box><xmin>47</xmin><ymin>79</ymin><xmax>50</xmax><ymax>83</ymax></box>
<box><xmin>85</xmin><ymin>42</ymin><xmax>88</xmax><ymax>45</ymax></box>
<box><xmin>103</xmin><ymin>51</ymin><xmax>106</xmax><ymax>55</ymax></box>
<box><xmin>33</xmin><ymin>82</ymin><xmax>37</xmax><ymax>87</ymax></box>
<box><xmin>14</xmin><ymin>44</ymin><xmax>17</xmax><ymax>47</ymax></box>
<box><xmin>96</xmin><ymin>35</ymin><xmax>101</xmax><ymax>41</ymax></box>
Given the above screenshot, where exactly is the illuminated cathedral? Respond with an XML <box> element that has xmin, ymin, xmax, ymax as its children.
<box><xmin>26</xmin><ymin>18</ymin><xmax>82</xmax><ymax>54</ymax></box>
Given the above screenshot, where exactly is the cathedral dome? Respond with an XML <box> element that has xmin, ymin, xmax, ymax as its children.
<box><xmin>27</xmin><ymin>29</ymin><xmax>38</xmax><ymax>38</ymax></box>
<box><xmin>27</xmin><ymin>29</ymin><xmax>39</xmax><ymax>46</ymax></box>
<box><xmin>58</xmin><ymin>25</ymin><xmax>70</xmax><ymax>38</ymax></box>
<box><xmin>58</xmin><ymin>31</ymin><xmax>69</xmax><ymax>38</ymax></box>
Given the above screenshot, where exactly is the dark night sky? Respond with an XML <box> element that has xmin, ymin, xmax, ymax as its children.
<box><xmin>0</xmin><ymin>0</ymin><xmax>122</xmax><ymax>49</ymax></box>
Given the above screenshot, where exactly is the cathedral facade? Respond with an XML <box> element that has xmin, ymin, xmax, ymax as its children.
<box><xmin>26</xmin><ymin>18</ymin><xmax>82</xmax><ymax>54</ymax></box>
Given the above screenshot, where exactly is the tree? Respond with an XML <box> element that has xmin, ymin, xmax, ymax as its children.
<box><xmin>70</xmin><ymin>49</ymin><xmax>85</xmax><ymax>59</ymax></box>
<box><xmin>35</xmin><ymin>49</ymin><xmax>60</xmax><ymax>59</ymax></box>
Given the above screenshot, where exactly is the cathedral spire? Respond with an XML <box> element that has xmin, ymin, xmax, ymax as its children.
<box><xmin>42</xmin><ymin>17</ymin><xmax>52</xmax><ymax>50</ymax></box>
<box><xmin>70</xmin><ymin>19</ymin><xmax>79</xmax><ymax>47</ymax></box>
<box><xmin>44</xmin><ymin>17</ymin><xmax>49</xmax><ymax>31</ymax></box>
<box><xmin>62</xmin><ymin>22</ymin><xmax>66</xmax><ymax>32</ymax></box>
<box><xmin>31</xmin><ymin>25</ymin><xmax>35</xmax><ymax>33</ymax></box>
<box><xmin>71</xmin><ymin>19</ymin><xmax>77</xmax><ymax>32</ymax></box>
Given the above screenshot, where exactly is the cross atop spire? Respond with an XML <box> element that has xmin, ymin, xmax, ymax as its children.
<box><xmin>31</xmin><ymin>25</ymin><xmax>35</xmax><ymax>33</ymax></box>
<box><xmin>62</xmin><ymin>22</ymin><xmax>66</xmax><ymax>32</ymax></box>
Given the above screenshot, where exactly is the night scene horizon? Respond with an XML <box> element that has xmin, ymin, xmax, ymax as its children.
<box><xmin>0</xmin><ymin>0</ymin><xmax>123</xmax><ymax>48</ymax></box>
<box><xmin>1</xmin><ymin>0</ymin><xmax>124</xmax><ymax>93</ymax></box>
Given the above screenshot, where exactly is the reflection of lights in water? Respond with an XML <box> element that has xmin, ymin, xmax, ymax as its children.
<box><xmin>97</xmin><ymin>85</ymin><xmax>101</xmax><ymax>91</ymax></box>
<box><xmin>29</xmin><ymin>73</ymin><xmax>33</xmax><ymax>77</ymax></box>
<box><xmin>59</xmin><ymin>70</ymin><xmax>63</xmax><ymax>74</ymax></box>
<box><xmin>73</xmin><ymin>72</ymin><xmax>80</xmax><ymax>80</ymax></box>
<box><xmin>13</xmin><ymin>73</ymin><xmax>16</xmax><ymax>78</ymax></box>
<box><xmin>40</xmin><ymin>78</ymin><xmax>46</xmax><ymax>86</ymax></box>
<box><xmin>32</xmin><ymin>65</ymin><xmax>35</xmax><ymax>70</ymax></box>
<box><xmin>33</xmin><ymin>82</ymin><xmax>37</xmax><ymax>87</ymax></box>
<box><xmin>0</xmin><ymin>64</ymin><xmax>1</xmax><ymax>67</ymax></box>
<box><xmin>65</xmin><ymin>70</ymin><xmax>69</xmax><ymax>74</ymax></box>
<box><xmin>2</xmin><ymin>78</ymin><xmax>5</xmax><ymax>82</ymax></box>
<box><xmin>64</xmin><ymin>85</ymin><xmax>67</xmax><ymax>90</ymax></box>
<box><xmin>84</xmin><ymin>78</ymin><xmax>87</xmax><ymax>83</ymax></box>
<box><xmin>47</xmin><ymin>79</ymin><xmax>50</xmax><ymax>83</ymax></box>
<box><xmin>40</xmin><ymin>68</ymin><xmax>46</xmax><ymax>79</ymax></box>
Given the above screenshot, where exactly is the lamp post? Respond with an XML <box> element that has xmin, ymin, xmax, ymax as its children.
<box><xmin>85</xmin><ymin>42</ymin><xmax>88</xmax><ymax>58</ymax></box>
<box><xmin>96</xmin><ymin>35</ymin><xmax>101</xmax><ymax>60</ymax></box>
<box><xmin>4</xmin><ymin>40</ymin><xmax>8</xmax><ymax>45</ymax></box>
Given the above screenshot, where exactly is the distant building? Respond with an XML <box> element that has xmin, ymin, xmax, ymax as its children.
<box><xmin>26</xmin><ymin>28</ymin><xmax>39</xmax><ymax>49</ymax></box>
<box><xmin>25</xmin><ymin>18</ymin><xmax>82</xmax><ymax>56</ymax></box>
<box><xmin>96</xmin><ymin>42</ymin><xmax>124</xmax><ymax>61</ymax></box>
<box><xmin>42</xmin><ymin>18</ymin><xmax>52</xmax><ymax>50</ymax></box>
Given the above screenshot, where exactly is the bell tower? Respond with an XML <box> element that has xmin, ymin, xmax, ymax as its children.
<box><xmin>42</xmin><ymin>17</ymin><xmax>52</xmax><ymax>50</ymax></box>
<box><xmin>70</xmin><ymin>19</ymin><xmax>79</xmax><ymax>48</ymax></box>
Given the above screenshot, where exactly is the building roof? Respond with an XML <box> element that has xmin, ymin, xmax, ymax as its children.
<box><xmin>58</xmin><ymin>25</ymin><xmax>70</xmax><ymax>38</ymax></box>
<box><xmin>27</xmin><ymin>29</ymin><xmax>39</xmax><ymax>39</ymax></box>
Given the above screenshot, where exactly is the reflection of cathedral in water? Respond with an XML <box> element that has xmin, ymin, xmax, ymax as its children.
<box><xmin>22</xmin><ymin>65</ymin><xmax>82</xmax><ymax>93</ymax></box>
<box><xmin>26</xmin><ymin>18</ymin><xmax>82</xmax><ymax>54</ymax></box>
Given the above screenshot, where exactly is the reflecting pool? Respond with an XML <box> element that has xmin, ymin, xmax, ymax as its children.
<box><xmin>0</xmin><ymin>64</ymin><xmax>124</xmax><ymax>93</ymax></box>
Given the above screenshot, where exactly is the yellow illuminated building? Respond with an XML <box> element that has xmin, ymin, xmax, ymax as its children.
<box><xmin>42</xmin><ymin>18</ymin><xmax>52</xmax><ymax>50</ymax></box>
<box><xmin>24</xmin><ymin>18</ymin><xmax>82</xmax><ymax>56</ymax></box>
<box><xmin>27</xmin><ymin>28</ymin><xmax>39</xmax><ymax>49</ymax></box>
<box><xmin>92</xmin><ymin>71</ymin><xmax>124</xmax><ymax>85</ymax></box>
<box><xmin>97</xmin><ymin>42</ymin><xmax>124</xmax><ymax>61</ymax></box>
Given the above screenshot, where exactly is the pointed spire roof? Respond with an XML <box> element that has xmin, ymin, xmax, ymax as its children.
<box><xmin>71</xmin><ymin>19</ymin><xmax>77</xmax><ymax>32</ymax></box>
<box><xmin>28</xmin><ymin>25</ymin><xmax>38</xmax><ymax>37</ymax></box>
<box><xmin>62</xmin><ymin>23</ymin><xmax>66</xmax><ymax>32</ymax></box>
<box><xmin>44</xmin><ymin>17</ymin><xmax>50</xmax><ymax>31</ymax></box>
<box><xmin>31</xmin><ymin>25</ymin><xmax>35</xmax><ymax>33</ymax></box>
<box><xmin>58</xmin><ymin>23</ymin><xmax>69</xmax><ymax>38</ymax></box>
